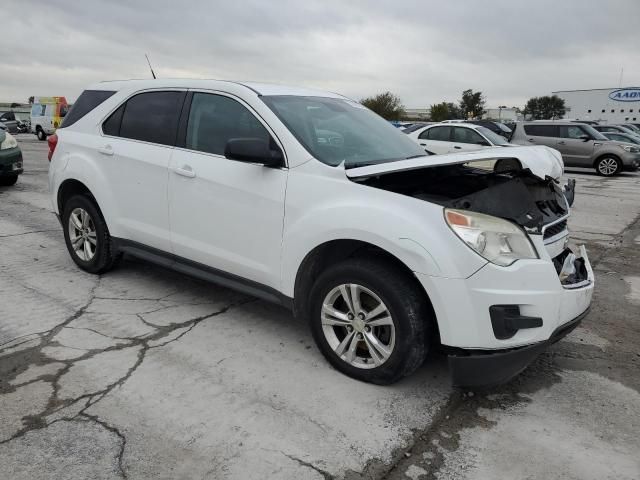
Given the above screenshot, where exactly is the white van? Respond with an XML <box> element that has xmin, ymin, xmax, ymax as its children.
<box><xmin>30</xmin><ymin>96</ymin><xmax>69</xmax><ymax>140</ymax></box>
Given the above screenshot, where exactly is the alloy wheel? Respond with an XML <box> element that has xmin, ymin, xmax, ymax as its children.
<box><xmin>598</xmin><ymin>157</ymin><xmax>619</xmax><ymax>175</ymax></box>
<box><xmin>321</xmin><ymin>283</ymin><xmax>396</xmax><ymax>369</ymax></box>
<box><xmin>68</xmin><ymin>207</ymin><xmax>97</xmax><ymax>261</ymax></box>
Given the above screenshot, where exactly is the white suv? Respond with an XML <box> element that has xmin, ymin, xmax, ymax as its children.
<box><xmin>48</xmin><ymin>79</ymin><xmax>594</xmax><ymax>386</ymax></box>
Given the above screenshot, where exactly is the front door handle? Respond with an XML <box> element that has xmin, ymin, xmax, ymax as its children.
<box><xmin>420</xmin><ymin>143</ymin><xmax>427</xmax><ymax>146</ymax></box>
<box><xmin>558</xmin><ymin>141</ymin><xmax>566</xmax><ymax>145</ymax></box>
<box><xmin>173</xmin><ymin>165</ymin><xmax>196</xmax><ymax>178</ymax></box>
<box><xmin>98</xmin><ymin>145</ymin><xmax>114</xmax><ymax>156</ymax></box>
<box><xmin>454</xmin><ymin>146</ymin><xmax>462</xmax><ymax>149</ymax></box>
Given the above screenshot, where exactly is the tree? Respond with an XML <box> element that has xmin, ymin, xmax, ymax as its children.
<box><xmin>360</xmin><ymin>91</ymin><xmax>405</xmax><ymax>120</ymax></box>
<box><xmin>524</xmin><ymin>95</ymin><xmax>566</xmax><ymax>120</ymax></box>
<box><xmin>28</xmin><ymin>96</ymin><xmax>34</xmax><ymax>104</ymax></box>
<box><xmin>459</xmin><ymin>89</ymin><xmax>486</xmax><ymax>119</ymax></box>
<box><xmin>429</xmin><ymin>102</ymin><xmax>463</xmax><ymax>122</ymax></box>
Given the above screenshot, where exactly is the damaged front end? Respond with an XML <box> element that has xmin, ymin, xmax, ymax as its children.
<box><xmin>347</xmin><ymin>149</ymin><xmax>589</xmax><ymax>287</ymax></box>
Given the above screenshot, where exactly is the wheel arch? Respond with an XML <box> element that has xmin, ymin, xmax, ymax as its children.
<box><xmin>291</xmin><ymin>239</ymin><xmax>439</xmax><ymax>340</ymax></box>
<box><xmin>57</xmin><ymin>178</ymin><xmax>95</xmax><ymax>215</ymax></box>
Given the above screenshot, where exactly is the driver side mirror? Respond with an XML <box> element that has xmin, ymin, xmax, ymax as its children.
<box><xmin>579</xmin><ymin>134</ymin><xmax>591</xmax><ymax>142</ymax></box>
<box><xmin>224</xmin><ymin>138</ymin><xmax>284</xmax><ymax>168</ymax></box>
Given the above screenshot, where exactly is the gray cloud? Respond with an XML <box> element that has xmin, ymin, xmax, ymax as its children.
<box><xmin>2</xmin><ymin>0</ymin><xmax>639</xmax><ymax>108</ymax></box>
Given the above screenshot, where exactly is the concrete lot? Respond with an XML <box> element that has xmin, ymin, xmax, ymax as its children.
<box><xmin>1</xmin><ymin>136</ymin><xmax>639</xmax><ymax>479</ymax></box>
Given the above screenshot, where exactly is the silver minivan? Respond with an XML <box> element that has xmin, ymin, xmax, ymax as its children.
<box><xmin>511</xmin><ymin>122</ymin><xmax>640</xmax><ymax>176</ymax></box>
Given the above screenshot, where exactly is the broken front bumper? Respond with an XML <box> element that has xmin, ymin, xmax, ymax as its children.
<box><xmin>416</xmin><ymin>244</ymin><xmax>594</xmax><ymax>386</ymax></box>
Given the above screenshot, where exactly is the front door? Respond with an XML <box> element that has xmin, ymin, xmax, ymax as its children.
<box><xmin>557</xmin><ymin>125</ymin><xmax>594</xmax><ymax>167</ymax></box>
<box><xmin>416</xmin><ymin>125</ymin><xmax>452</xmax><ymax>154</ymax></box>
<box><xmin>168</xmin><ymin>92</ymin><xmax>287</xmax><ymax>289</ymax></box>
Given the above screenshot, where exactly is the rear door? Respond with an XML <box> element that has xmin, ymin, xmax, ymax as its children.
<box><xmin>168</xmin><ymin>91</ymin><xmax>287</xmax><ymax>289</ymax></box>
<box><xmin>451</xmin><ymin>126</ymin><xmax>491</xmax><ymax>152</ymax></box>
<box><xmin>521</xmin><ymin>124</ymin><xmax>560</xmax><ymax>148</ymax></box>
<box><xmin>100</xmin><ymin>90</ymin><xmax>186</xmax><ymax>251</ymax></box>
<box><xmin>558</xmin><ymin>125</ymin><xmax>594</xmax><ymax>166</ymax></box>
<box><xmin>417</xmin><ymin>126</ymin><xmax>452</xmax><ymax>154</ymax></box>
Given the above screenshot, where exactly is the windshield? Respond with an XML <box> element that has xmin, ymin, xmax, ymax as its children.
<box><xmin>477</xmin><ymin>126</ymin><xmax>510</xmax><ymax>145</ymax></box>
<box><xmin>261</xmin><ymin>96</ymin><xmax>426</xmax><ymax>167</ymax></box>
<box><xmin>583</xmin><ymin>125</ymin><xmax>609</xmax><ymax>141</ymax></box>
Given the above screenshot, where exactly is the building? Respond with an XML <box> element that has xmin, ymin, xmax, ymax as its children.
<box><xmin>403</xmin><ymin>108</ymin><xmax>430</xmax><ymax>120</ymax></box>
<box><xmin>482</xmin><ymin>107</ymin><xmax>520</xmax><ymax>122</ymax></box>
<box><xmin>553</xmin><ymin>87</ymin><xmax>640</xmax><ymax>124</ymax></box>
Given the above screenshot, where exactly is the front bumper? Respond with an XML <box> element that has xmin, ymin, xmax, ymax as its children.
<box><xmin>416</xmin><ymin>243</ymin><xmax>594</xmax><ymax>386</ymax></box>
<box><xmin>448</xmin><ymin>308</ymin><xmax>588</xmax><ymax>387</ymax></box>
<box><xmin>621</xmin><ymin>152</ymin><xmax>640</xmax><ymax>170</ymax></box>
<box><xmin>0</xmin><ymin>147</ymin><xmax>23</xmax><ymax>176</ymax></box>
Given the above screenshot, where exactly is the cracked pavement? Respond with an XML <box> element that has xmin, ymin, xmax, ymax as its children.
<box><xmin>1</xmin><ymin>136</ymin><xmax>639</xmax><ymax>479</ymax></box>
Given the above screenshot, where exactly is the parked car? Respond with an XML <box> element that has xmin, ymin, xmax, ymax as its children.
<box><xmin>511</xmin><ymin>121</ymin><xmax>640</xmax><ymax>176</ymax></box>
<box><xmin>401</xmin><ymin>122</ymin><xmax>433</xmax><ymax>134</ymax></box>
<box><xmin>0</xmin><ymin>130</ymin><xmax>23</xmax><ymax>186</ymax></box>
<box><xmin>0</xmin><ymin>122</ymin><xmax>6</xmax><ymax>131</ymax></box>
<box><xmin>465</xmin><ymin>120</ymin><xmax>512</xmax><ymax>139</ymax></box>
<box><xmin>30</xmin><ymin>96</ymin><xmax>69</xmax><ymax>140</ymax></box>
<box><xmin>601</xmin><ymin>131</ymin><xmax>640</xmax><ymax>146</ymax></box>
<box><xmin>621</xmin><ymin>124</ymin><xmax>640</xmax><ymax>133</ymax></box>
<box><xmin>49</xmin><ymin>80</ymin><xmax>593</xmax><ymax>386</ymax></box>
<box><xmin>0</xmin><ymin>111</ymin><xmax>19</xmax><ymax>133</ymax></box>
<box><xmin>592</xmin><ymin>124</ymin><xmax>640</xmax><ymax>142</ymax></box>
<box><xmin>406</xmin><ymin>122</ymin><xmax>512</xmax><ymax>154</ymax></box>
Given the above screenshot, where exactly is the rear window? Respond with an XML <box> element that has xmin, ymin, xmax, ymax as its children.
<box><xmin>523</xmin><ymin>124</ymin><xmax>560</xmax><ymax>137</ymax></box>
<box><xmin>60</xmin><ymin>90</ymin><xmax>116</xmax><ymax>128</ymax></box>
<box><xmin>104</xmin><ymin>91</ymin><xmax>185</xmax><ymax>147</ymax></box>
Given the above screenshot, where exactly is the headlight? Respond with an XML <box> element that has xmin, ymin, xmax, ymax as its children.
<box><xmin>444</xmin><ymin>208</ymin><xmax>538</xmax><ymax>266</ymax></box>
<box><xmin>620</xmin><ymin>144</ymin><xmax>640</xmax><ymax>153</ymax></box>
<box><xmin>0</xmin><ymin>132</ymin><xmax>18</xmax><ymax>150</ymax></box>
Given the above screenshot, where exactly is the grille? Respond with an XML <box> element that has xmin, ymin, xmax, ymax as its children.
<box><xmin>544</xmin><ymin>220</ymin><xmax>568</xmax><ymax>240</ymax></box>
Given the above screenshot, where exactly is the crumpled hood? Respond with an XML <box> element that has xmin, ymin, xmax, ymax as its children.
<box><xmin>345</xmin><ymin>145</ymin><xmax>564</xmax><ymax>181</ymax></box>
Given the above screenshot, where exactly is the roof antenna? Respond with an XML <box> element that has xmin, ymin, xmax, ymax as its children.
<box><xmin>145</xmin><ymin>53</ymin><xmax>157</xmax><ymax>79</ymax></box>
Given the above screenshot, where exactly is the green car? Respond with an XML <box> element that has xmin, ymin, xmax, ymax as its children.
<box><xmin>0</xmin><ymin>130</ymin><xmax>23</xmax><ymax>186</ymax></box>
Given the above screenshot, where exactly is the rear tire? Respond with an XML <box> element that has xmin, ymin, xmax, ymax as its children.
<box><xmin>595</xmin><ymin>156</ymin><xmax>621</xmax><ymax>176</ymax></box>
<box><xmin>36</xmin><ymin>128</ymin><xmax>46</xmax><ymax>141</ymax></box>
<box><xmin>0</xmin><ymin>175</ymin><xmax>18</xmax><ymax>186</ymax></box>
<box><xmin>308</xmin><ymin>257</ymin><xmax>431</xmax><ymax>384</ymax></box>
<box><xmin>62</xmin><ymin>195</ymin><xmax>119</xmax><ymax>274</ymax></box>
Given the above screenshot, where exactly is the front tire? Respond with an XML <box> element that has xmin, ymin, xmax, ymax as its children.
<box><xmin>309</xmin><ymin>258</ymin><xmax>431</xmax><ymax>384</ymax></box>
<box><xmin>595</xmin><ymin>156</ymin><xmax>621</xmax><ymax>176</ymax></box>
<box><xmin>62</xmin><ymin>195</ymin><xmax>118</xmax><ymax>274</ymax></box>
<box><xmin>0</xmin><ymin>175</ymin><xmax>18</xmax><ymax>186</ymax></box>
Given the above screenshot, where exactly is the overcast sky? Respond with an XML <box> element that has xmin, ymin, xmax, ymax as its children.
<box><xmin>2</xmin><ymin>0</ymin><xmax>639</xmax><ymax>107</ymax></box>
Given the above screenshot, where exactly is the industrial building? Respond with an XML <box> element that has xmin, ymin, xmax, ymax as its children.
<box><xmin>553</xmin><ymin>87</ymin><xmax>640</xmax><ymax>124</ymax></box>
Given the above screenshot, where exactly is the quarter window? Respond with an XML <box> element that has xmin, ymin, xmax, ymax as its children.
<box><xmin>105</xmin><ymin>91</ymin><xmax>185</xmax><ymax>146</ymax></box>
<box><xmin>185</xmin><ymin>93</ymin><xmax>271</xmax><ymax>156</ymax></box>
<box><xmin>523</xmin><ymin>125</ymin><xmax>560</xmax><ymax>137</ymax></box>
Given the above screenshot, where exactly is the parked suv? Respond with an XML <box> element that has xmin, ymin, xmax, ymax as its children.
<box><xmin>511</xmin><ymin>121</ymin><xmax>640</xmax><ymax>176</ymax></box>
<box><xmin>49</xmin><ymin>80</ymin><xmax>594</xmax><ymax>386</ymax></box>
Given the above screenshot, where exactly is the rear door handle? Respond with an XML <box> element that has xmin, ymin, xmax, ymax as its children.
<box><xmin>98</xmin><ymin>145</ymin><xmax>114</xmax><ymax>156</ymax></box>
<box><xmin>454</xmin><ymin>146</ymin><xmax>462</xmax><ymax>149</ymax></box>
<box><xmin>528</xmin><ymin>138</ymin><xmax>535</xmax><ymax>142</ymax></box>
<box><xmin>558</xmin><ymin>141</ymin><xmax>566</xmax><ymax>145</ymax></box>
<box><xmin>173</xmin><ymin>165</ymin><xmax>196</xmax><ymax>178</ymax></box>
<box><xmin>420</xmin><ymin>143</ymin><xmax>427</xmax><ymax>146</ymax></box>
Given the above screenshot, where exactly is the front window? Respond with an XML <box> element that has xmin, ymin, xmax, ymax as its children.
<box><xmin>476</xmin><ymin>126</ymin><xmax>510</xmax><ymax>145</ymax></box>
<box><xmin>261</xmin><ymin>96</ymin><xmax>425</xmax><ymax>168</ymax></box>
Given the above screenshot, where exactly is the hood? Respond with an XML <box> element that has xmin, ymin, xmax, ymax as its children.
<box><xmin>345</xmin><ymin>145</ymin><xmax>564</xmax><ymax>181</ymax></box>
